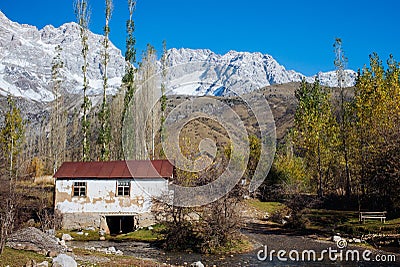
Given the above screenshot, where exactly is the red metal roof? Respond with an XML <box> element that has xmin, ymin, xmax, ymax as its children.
<box><xmin>54</xmin><ymin>160</ymin><xmax>174</xmax><ymax>179</ymax></box>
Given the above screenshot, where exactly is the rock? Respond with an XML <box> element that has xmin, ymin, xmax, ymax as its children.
<box><xmin>148</xmin><ymin>226</ymin><xmax>154</xmax><ymax>230</ymax></box>
<box><xmin>76</xmin><ymin>232</ymin><xmax>83</xmax><ymax>235</ymax></box>
<box><xmin>37</xmin><ymin>261</ymin><xmax>49</xmax><ymax>267</ymax></box>
<box><xmin>84</xmin><ymin>233</ymin><xmax>88</xmax><ymax>236</ymax></box>
<box><xmin>85</xmin><ymin>226</ymin><xmax>96</xmax><ymax>231</ymax></box>
<box><xmin>48</xmin><ymin>250</ymin><xmax>58</xmax><ymax>257</ymax></box>
<box><xmin>190</xmin><ymin>261</ymin><xmax>204</xmax><ymax>267</ymax></box>
<box><xmin>115</xmin><ymin>250</ymin><xmax>123</xmax><ymax>255</ymax></box>
<box><xmin>99</xmin><ymin>236</ymin><xmax>106</xmax><ymax>241</ymax></box>
<box><xmin>108</xmin><ymin>246</ymin><xmax>116</xmax><ymax>253</ymax></box>
<box><xmin>58</xmin><ymin>240</ymin><xmax>66</xmax><ymax>247</ymax></box>
<box><xmin>61</xmin><ymin>233</ymin><xmax>73</xmax><ymax>241</ymax></box>
<box><xmin>52</xmin><ymin>254</ymin><xmax>77</xmax><ymax>267</ymax></box>
<box><xmin>45</xmin><ymin>229</ymin><xmax>55</xmax><ymax>236</ymax></box>
<box><xmin>332</xmin><ymin>235</ymin><xmax>342</xmax><ymax>242</ymax></box>
<box><xmin>24</xmin><ymin>259</ymin><xmax>36</xmax><ymax>267</ymax></box>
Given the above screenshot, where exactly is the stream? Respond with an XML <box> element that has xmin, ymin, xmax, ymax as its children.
<box><xmin>70</xmin><ymin>239</ymin><xmax>400</xmax><ymax>266</ymax></box>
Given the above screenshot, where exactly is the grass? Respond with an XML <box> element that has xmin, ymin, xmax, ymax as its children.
<box><xmin>0</xmin><ymin>247</ymin><xmax>50</xmax><ymax>267</ymax></box>
<box><xmin>209</xmin><ymin>235</ymin><xmax>253</xmax><ymax>255</ymax></box>
<box><xmin>246</xmin><ymin>199</ymin><xmax>286</xmax><ymax>214</ymax></box>
<box><xmin>57</xmin><ymin>224</ymin><xmax>165</xmax><ymax>242</ymax></box>
<box><xmin>56</xmin><ymin>229</ymin><xmax>101</xmax><ymax>241</ymax></box>
<box><xmin>109</xmin><ymin>224</ymin><xmax>165</xmax><ymax>242</ymax></box>
<box><xmin>245</xmin><ymin>199</ymin><xmax>400</xmax><ymax>237</ymax></box>
<box><xmin>72</xmin><ymin>247</ymin><xmax>160</xmax><ymax>267</ymax></box>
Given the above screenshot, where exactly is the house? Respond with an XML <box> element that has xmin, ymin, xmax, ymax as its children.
<box><xmin>54</xmin><ymin>160</ymin><xmax>173</xmax><ymax>234</ymax></box>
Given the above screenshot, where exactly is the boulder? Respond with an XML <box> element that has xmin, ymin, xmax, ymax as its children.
<box><xmin>332</xmin><ymin>235</ymin><xmax>341</xmax><ymax>242</ymax></box>
<box><xmin>7</xmin><ymin>227</ymin><xmax>66</xmax><ymax>255</ymax></box>
<box><xmin>190</xmin><ymin>261</ymin><xmax>204</xmax><ymax>267</ymax></box>
<box><xmin>37</xmin><ymin>261</ymin><xmax>49</xmax><ymax>267</ymax></box>
<box><xmin>61</xmin><ymin>234</ymin><xmax>73</xmax><ymax>241</ymax></box>
<box><xmin>52</xmin><ymin>254</ymin><xmax>77</xmax><ymax>267</ymax></box>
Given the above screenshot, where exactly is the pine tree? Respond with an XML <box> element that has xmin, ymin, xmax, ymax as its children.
<box><xmin>74</xmin><ymin>0</ymin><xmax>92</xmax><ymax>162</ymax></box>
<box><xmin>98</xmin><ymin>0</ymin><xmax>113</xmax><ymax>161</ymax></box>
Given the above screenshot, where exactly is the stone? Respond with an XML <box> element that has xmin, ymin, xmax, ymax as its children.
<box><xmin>24</xmin><ymin>259</ymin><xmax>36</xmax><ymax>267</ymax></box>
<box><xmin>115</xmin><ymin>250</ymin><xmax>123</xmax><ymax>255</ymax></box>
<box><xmin>190</xmin><ymin>261</ymin><xmax>204</xmax><ymax>267</ymax></box>
<box><xmin>7</xmin><ymin>227</ymin><xmax>66</xmax><ymax>255</ymax></box>
<box><xmin>108</xmin><ymin>246</ymin><xmax>116</xmax><ymax>253</ymax></box>
<box><xmin>61</xmin><ymin>233</ymin><xmax>73</xmax><ymax>241</ymax></box>
<box><xmin>76</xmin><ymin>232</ymin><xmax>84</xmax><ymax>235</ymax></box>
<box><xmin>148</xmin><ymin>226</ymin><xmax>154</xmax><ymax>230</ymax></box>
<box><xmin>52</xmin><ymin>254</ymin><xmax>77</xmax><ymax>267</ymax></box>
<box><xmin>99</xmin><ymin>236</ymin><xmax>106</xmax><ymax>241</ymax></box>
<box><xmin>59</xmin><ymin>240</ymin><xmax>66</xmax><ymax>247</ymax></box>
<box><xmin>332</xmin><ymin>235</ymin><xmax>342</xmax><ymax>242</ymax></box>
<box><xmin>37</xmin><ymin>261</ymin><xmax>49</xmax><ymax>267</ymax></box>
<box><xmin>48</xmin><ymin>250</ymin><xmax>58</xmax><ymax>257</ymax></box>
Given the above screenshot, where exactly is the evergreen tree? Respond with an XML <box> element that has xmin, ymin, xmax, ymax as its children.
<box><xmin>98</xmin><ymin>0</ymin><xmax>113</xmax><ymax>161</ymax></box>
<box><xmin>74</xmin><ymin>0</ymin><xmax>92</xmax><ymax>162</ymax></box>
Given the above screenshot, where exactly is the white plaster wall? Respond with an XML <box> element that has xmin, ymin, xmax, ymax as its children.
<box><xmin>55</xmin><ymin>178</ymin><xmax>168</xmax><ymax>214</ymax></box>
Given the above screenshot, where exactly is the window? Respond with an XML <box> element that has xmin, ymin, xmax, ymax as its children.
<box><xmin>117</xmin><ymin>180</ymin><xmax>130</xmax><ymax>196</ymax></box>
<box><xmin>73</xmin><ymin>182</ymin><xmax>87</xmax><ymax>197</ymax></box>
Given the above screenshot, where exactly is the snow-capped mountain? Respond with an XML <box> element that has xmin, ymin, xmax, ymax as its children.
<box><xmin>0</xmin><ymin>10</ymin><xmax>125</xmax><ymax>103</ymax></box>
<box><xmin>165</xmin><ymin>48</ymin><xmax>356</xmax><ymax>96</ymax></box>
<box><xmin>0</xmin><ymin>11</ymin><xmax>356</xmax><ymax>103</ymax></box>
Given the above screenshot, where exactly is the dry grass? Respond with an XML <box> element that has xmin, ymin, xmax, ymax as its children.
<box><xmin>33</xmin><ymin>175</ymin><xmax>55</xmax><ymax>185</ymax></box>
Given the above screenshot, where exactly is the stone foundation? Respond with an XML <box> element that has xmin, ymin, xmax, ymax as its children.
<box><xmin>60</xmin><ymin>212</ymin><xmax>156</xmax><ymax>230</ymax></box>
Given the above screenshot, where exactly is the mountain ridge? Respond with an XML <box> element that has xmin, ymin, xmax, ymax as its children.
<box><xmin>0</xmin><ymin>10</ymin><xmax>356</xmax><ymax>103</ymax></box>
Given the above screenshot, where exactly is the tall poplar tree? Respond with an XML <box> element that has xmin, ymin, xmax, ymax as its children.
<box><xmin>98</xmin><ymin>0</ymin><xmax>112</xmax><ymax>161</ymax></box>
<box><xmin>74</xmin><ymin>0</ymin><xmax>92</xmax><ymax>162</ymax></box>
<box><xmin>334</xmin><ymin>38</ymin><xmax>352</xmax><ymax>197</ymax></box>
<box><xmin>49</xmin><ymin>45</ymin><xmax>67</xmax><ymax>173</ymax></box>
<box><xmin>294</xmin><ymin>78</ymin><xmax>339</xmax><ymax>197</ymax></box>
<box><xmin>121</xmin><ymin>0</ymin><xmax>137</xmax><ymax>160</ymax></box>
<box><xmin>160</xmin><ymin>40</ymin><xmax>168</xmax><ymax>148</ymax></box>
<box><xmin>0</xmin><ymin>95</ymin><xmax>25</xmax><ymax>254</ymax></box>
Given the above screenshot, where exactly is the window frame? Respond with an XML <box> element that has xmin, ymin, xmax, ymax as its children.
<box><xmin>72</xmin><ymin>181</ymin><xmax>87</xmax><ymax>197</ymax></box>
<box><xmin>116</xmin><ymin>180</ymin><xmax>131</xmax><ymax>197</ymax></box>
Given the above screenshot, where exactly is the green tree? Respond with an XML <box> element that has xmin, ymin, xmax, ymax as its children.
<box><xmin>159</xmin><ymin>39</ymin><xmax>168</xmax><ymax>156</ymax></box>
<box><xmin>98</xmin><ymin>0</ymin><xmax>113</xmax><ymax>161</ymax></box>
<box><xmin>74</xmin><ymin>0</ymin><xmax>92</xmax><ymax>161</ymax></box>
<box><xmin>121</xmin><ymin>0</ymin><xmax>137</xmax><ymax>160</ymax></box>
<box><xmin>334</xmin><ymin>38</ymin><xmax>353</xmax><ymax>197</ymax></box>
<box><xmin>0</xmin><ymin>95</ymin><xmax>25</xmax><ymax>254</ymax></box>
<box><xmin>294</xmin><ymin>78</ymin><xmax>339</xmax><ymax>197</ymax></box>
<box><xmin>0</xmin><ymin>96</ymin><xmax>25</xmax><ymax>181</ymax></box>
<box><xmin>354</xmin><ymin>54</ymin><xmax>400</xmax><ymax>208</ymax></box>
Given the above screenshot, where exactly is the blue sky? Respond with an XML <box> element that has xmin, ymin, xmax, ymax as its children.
<box><xmin>1</xmin><ymin>0</ymin><xmax>399</xmax><ymax>76</ymax></box>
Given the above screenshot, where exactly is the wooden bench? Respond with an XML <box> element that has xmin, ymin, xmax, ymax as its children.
<box><xmin>359</xmin><ymin>211</ymin><xmax>387</xmax><ymax>223</ymax></box>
